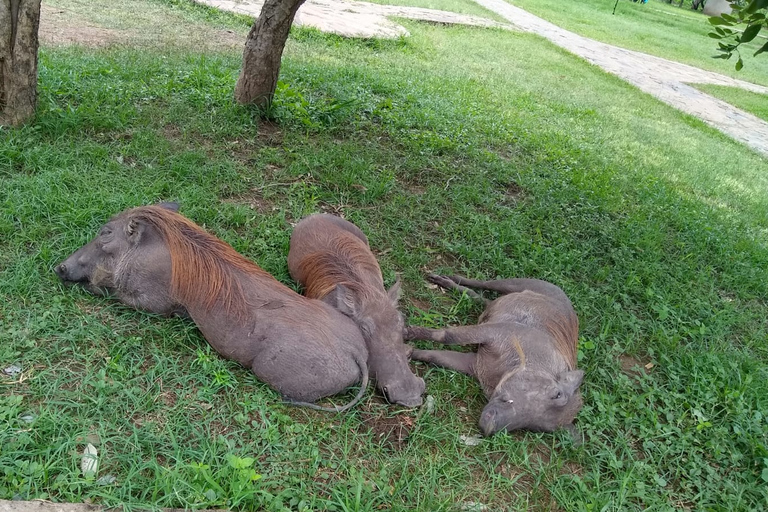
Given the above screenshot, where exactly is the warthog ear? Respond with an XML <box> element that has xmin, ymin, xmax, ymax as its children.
<box><xmin>331</xmin><ymin>284</ymin><xmax>360</xmax><ymax>318</ymax></box>
<box><xmin>557</xmin><ymin>370</ymin><xmax>584</xmax><ymax>396</ymax></box>
<box><xmin>157</xmin><ymin>202</ymin><xmax>179</xmax><ymax>212</ymax></box>
<box><xmin>125</xmin><ymin>217</ymin><xmax>148</xmax><ymax>243</ymax></box>
<box><xmin>387</xmin><ymin>277</ymin><xmax>402</xmax><ymax>306</ymax></box>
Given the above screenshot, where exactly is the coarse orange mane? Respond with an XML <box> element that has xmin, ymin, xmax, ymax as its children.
<box><xmin>130</xmin><ymin>206</ymin><xmax>281</xmax><ymax>316</ymax></box>
<box><xmin>544</xmin><ymin>309</ymin><xmax>579</xmax><ymax>370</ymax></box>
<box><xmin>296</xmin><ymin>234</ymin><xmax>383</xmax><ymax>301</ymax></box>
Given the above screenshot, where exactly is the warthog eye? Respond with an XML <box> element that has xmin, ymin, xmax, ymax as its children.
<box><xmin>506</xmin><ymin>399</ymin><xmax>513</xmax><ymax>404</ymax></box>
<box><xmin>553</xmin><ymin>392</ymin><xmax>562</xmax><ymax>400</ymax></box>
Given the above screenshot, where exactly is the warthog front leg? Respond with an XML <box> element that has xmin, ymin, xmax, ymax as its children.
<box><xmin>410</xmin><ymin>349</ymin><xmax>476</xmax><ymax>376</ymax></box>
<box><xmin>405</xmin><ymin>324</ymin><xmax>505</xmax><ymax>346</ymax></box>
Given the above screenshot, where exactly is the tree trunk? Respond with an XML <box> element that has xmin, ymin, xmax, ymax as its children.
<box><xmin>0</xmin><ymin>0</ymin><xmax>41</xmax><ymax>126</ymax></box>
<box><xmin>234</xmin><ymin>0</ymin><xmax>306</xmax><ymax>108</ymax></box>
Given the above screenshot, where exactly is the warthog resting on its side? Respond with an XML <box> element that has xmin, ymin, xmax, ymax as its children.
<box><xmin>406</xmin><ymin>274</ymin><xmax>583</xmax><ymax>435</ymax></box>
<box><xmin>54</xmin><ymin>203</ymin><xmax>369</xmax><ymax>412</ymax></box>
<box><xmin>288</xmin><ymin>214</ymin><xmax>425</xmax><ymax>407</ymax></box>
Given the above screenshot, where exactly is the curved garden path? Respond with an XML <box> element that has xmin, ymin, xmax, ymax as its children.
<box><xmin>472</xmin><ymin>0</ymin><xmax>768</xmax><ymax>157</ymax></box>
<box><xmin>198</xmin><ymin>0</ymin><xmax>768</xmax><ymax>157</ymax></box>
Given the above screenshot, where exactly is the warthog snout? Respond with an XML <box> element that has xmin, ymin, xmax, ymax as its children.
<box><xmin>382</xmin><ymin>376</ymin><xmax>425</xmax><ymax>407</ymax></box>
<box><xmin>54</xmin><ymin>260</ymin><xmax>87</xmax><ymax>283</ymax></box>
<box><xmin>479</xmin><ymin>407</ymin><xmax>497</xmax><ymax>437</ymax></box>
<box><xmin>54</xmin><ymin>263</ymin><xmax>67</xmax><ymax>279</ymax></box>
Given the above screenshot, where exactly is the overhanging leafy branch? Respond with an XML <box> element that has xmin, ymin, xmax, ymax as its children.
<box><xmin>708</xmin><ymin>0</ymin><xmax>767</xmax><ymax>69</ymax></box>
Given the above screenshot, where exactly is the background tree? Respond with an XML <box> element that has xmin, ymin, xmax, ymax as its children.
<box><xmin>0</xmin><ymin>0</ymin><xmax>42</xmax><ymax>126</ymax></box>
<box><xmin>709</xmin><ymin>0</ymin><xmax>767</xmax><ymax>69</ymax></box>
<box><xmin>235</xmin><ymin>0</ymin><xmax>306</xmax><ymax>108</ymax></box>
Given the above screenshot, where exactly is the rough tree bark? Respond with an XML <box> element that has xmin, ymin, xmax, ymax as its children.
<box><xmin>0</xmin><ymin>0</ymin><xmax>41</xmax><ymax>126</ymax></box>
<box><xmin>234</xmin><ymin>0</ymin><xmax>306</xmax><ymax>108</ymax></box>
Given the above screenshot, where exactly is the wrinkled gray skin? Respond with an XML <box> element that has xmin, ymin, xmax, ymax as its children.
<box><xmin>55</xmin><ymin>203</ymin><xmax>369</xmax><ymax>412</ymax></box>
<box><xmin>405</xmin><ymin>274</ymin><xmax>584</xmax><ymax>436</ymax></box>
<box><xmin>288</xmin><ymin>214</ymin><xmax>425</xmax><ymax>407</ymax></box>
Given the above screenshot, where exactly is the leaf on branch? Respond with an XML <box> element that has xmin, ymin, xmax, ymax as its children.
<box><xmin>745</xmin><ymin>0</ymin><xmax>768</xmax><ymax>14</ymax></box>
<box><xmin>754</xmin><ymin>39</ymin><xmax>768</xmax><ymax>56</ymax></box>
<box><xmin>740</xmin><ymin>23</ymin><xmax>762</xmax><ymax>43</ymax></box>
<box><xmin>709</xmin><ymin>32</ymin><xmax>725</xmax><ymax>39</ymax></box>
<box><xmin>709</xmin><ymin>17</ymin><xmax>731</xmax><ymax>26</ymax></box>
<box><xmin>736</xmin><ymin>57</ymin><xmax>744</xmax><ymax>70</ymax></box>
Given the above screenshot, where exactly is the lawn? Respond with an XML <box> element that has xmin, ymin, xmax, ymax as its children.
<box><xmin>2</xmin><ymin>0</ymin><xmax>768</xmax><ymax>510</ymax></box>
<box><xmin>507</xmin><ymin>0</ymin><xmax>768</xmax><ymax>87</ymax></box>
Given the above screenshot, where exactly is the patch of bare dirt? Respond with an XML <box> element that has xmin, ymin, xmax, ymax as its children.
<box><xmin>257</xmin><ymin>120</ymin><xmax>284</xmax><ymax>145</ymax></box>
<box><xmin>408</xmin><ymin>296</ymin><xmax>432</xmax><ymax>313</ymax></box>
<box><xmin>155</xmin><ymin>390</ymin><xmax>178</xmax><ymax>408</ymax></box>
<box><xmin>40</xmin><ymin>5</ymin><xmax>124</xmax><ymax>47</ymax></box>
<box><xmin>222</xmin><ymin>188</ymin><xmax>278</xmax><ymax>215</ymax></box>
<box><xmin>560</xmin><ymin>460</ymin><xmax>583</xmax><ymax>477</ymax></box>
<box><xmin>503</xmin><ymin>181</ymin><xmax>525</xmax><ymax>200</ymax></box>
<box><xmin>41</xmin><ymin>22</ymin><xmax>123</xmax><ymax>47</ymax></box>
<box><xmin>619</xmin><ymin>354</ymin><xmax>653</xmax><ymax>379</ymax></box>
<box><xmin>363</xmin><ymin>412</ymin><xmax>415</xmax><ymax>450</ymax></box>
<box><xmin>162</xmin><ymin>124</ymin><xmax>182</xmax><ymax>140</ymax></box>
<box><xmin>405</xmin><ymin>184</ymin><xmax>427</xmax><ymax>195</ymax></box>
<box><xmin>39</xmin><ymin>2</ymin><xmax>245</xmax><ymax>50</ymax></box>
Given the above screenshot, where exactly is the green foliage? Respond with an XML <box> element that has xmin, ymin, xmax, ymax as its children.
<box><xmin>265</xmin><ymin>81</ymin><xmax>362</xmax><ymax>131</ymax></box>
<box><xmin>709</xmin><ymin>0</ymin><xmax>768</xmax><ymax>68</ymax></box>
<box><xmin>2</xmin><ymin>0</ymin><xmax>768</xmax><ymax>510</ymax></box>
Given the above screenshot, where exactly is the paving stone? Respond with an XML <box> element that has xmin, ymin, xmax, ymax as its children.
<box><xmin>195</xmin><ymin>0</ymin><xmax>514</xmax><ymax>39</ymax></box>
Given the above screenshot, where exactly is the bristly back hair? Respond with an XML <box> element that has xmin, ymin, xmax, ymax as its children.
<box><xmin>130</xmin><ymin>206</ymin><xmax>284</xmax><ymax>317</ymax></box>
<box><xmin>544</xmin><ymin>308</ymin><xmax>579</xmax><ymax>370</ymax></box>
<box><xmin>296</xmin><ymin>234</ymin><xmax>383</xmax><ymax>301</ymax></box>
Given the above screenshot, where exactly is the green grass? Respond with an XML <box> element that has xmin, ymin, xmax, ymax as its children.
<box><xmin>2</xmin><ymin>0</ymin><xmax>768</xmax><ymax>510</ymax></box>
<box><xmin>510</xmin><ymin>0</ymin><xmax>768</xmax><ymax>86</ymax></box>
<box><xmin>694</xmin><ymin>83</ymin><xmax>768</xmax><ymax>122</ymax></box>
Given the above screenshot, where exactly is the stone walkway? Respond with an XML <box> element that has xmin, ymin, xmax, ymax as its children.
<box><xmin>195</xmin><ymin>0</ymin><xmax>515</xmax><ymax>39</ymax></box>
<box><xmin>199</xmin><ymin>0</ymin><xmax>768</xmax><ymax>157</ymax></box>
<box><xmin>472</xmin><ymin>0</ymin><xmax>768</xmax><ymax>157</ymax></box>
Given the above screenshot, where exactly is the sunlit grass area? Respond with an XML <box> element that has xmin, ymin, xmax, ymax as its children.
<box><xmin>1</xmin><ymin>0</ymin><xmax>767</xmax><ymax>510</ymax></box>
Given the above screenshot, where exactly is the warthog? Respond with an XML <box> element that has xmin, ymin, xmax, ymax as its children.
<box><xmin>54</xmin><ymin>203</ymin><xmax>369</xmax><ymax>412</ymax></box>
<box><xmin>287</xmin><ymin>214</ymin><xmax>425</xmax><ymax>407</ymax></box>
<box><xmin>406</xmin><ymin>274</ymin><xmax>583</xmax><ymax>436</ymax></box>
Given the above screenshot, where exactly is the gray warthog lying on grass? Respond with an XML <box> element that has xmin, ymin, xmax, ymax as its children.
<box><xmin>55</xmin><ymin>203</ymin><xmax>369</xmax><ymax>412</ymax></box>
<box><xmin>288</xmin><ymin>214</ymin><xmax>425</xmax><ymax>407</ymax></box>
<box><xmin>406</xmin><ymin>274</ymin><xmax>583</xmax><ymax>436</ymax></box>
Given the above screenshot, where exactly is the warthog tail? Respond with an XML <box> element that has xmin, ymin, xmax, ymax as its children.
<box><xmin>284</xmin><ymin>355</ymin><xmax>369</xmax><ymax>413</ymax></box>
